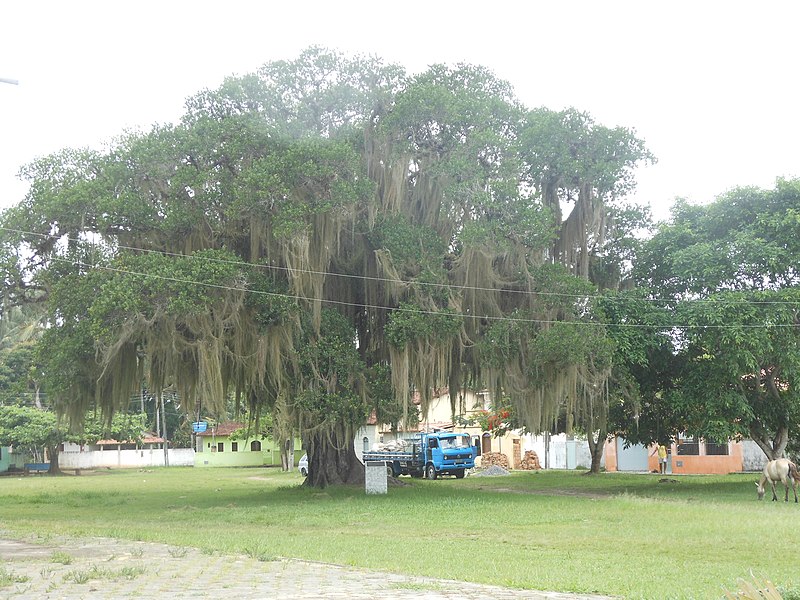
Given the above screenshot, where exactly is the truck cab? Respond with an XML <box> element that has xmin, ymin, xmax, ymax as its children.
<box><xmin>422</xmin><ymin>432</ymin><xmax>476</xmax><ymax>479</ymax></box>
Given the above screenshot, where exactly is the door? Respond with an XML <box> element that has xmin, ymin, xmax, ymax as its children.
<box><xmin>481</xmin><ymin>433</ymin><xmax>492</xmax><ymax>455</ymax></box>
<box><xmin>566</xmin><ymin>440</ymin><xmax>577</xmax><ymax>469</ymax></box>
<box><xmin>615</xmin><ymin>439</ymin><xmax>649</xmax><ymax>471</ymax></box>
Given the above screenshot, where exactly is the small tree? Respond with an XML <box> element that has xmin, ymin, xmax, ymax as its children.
<box><xmin>0</xmin><ymin>405</ymin><xmax>65</xmax><ymax>473</ymax></box>
<box><xmin>0</xmin><ymin>406</ymin><xmax>148</xmax><ymax>474</ymax></box>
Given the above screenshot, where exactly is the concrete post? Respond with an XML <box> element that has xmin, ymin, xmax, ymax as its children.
<box><xmin>365</xmin><ymin>461</ymin><xmax>388</xmax><ymax>494</ymax></box>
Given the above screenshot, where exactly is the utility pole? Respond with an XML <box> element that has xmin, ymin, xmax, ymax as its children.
<box><xmin>161</xmin><ymin>395</ymin><xmax>169</xmax><ymax>467</ymax></box>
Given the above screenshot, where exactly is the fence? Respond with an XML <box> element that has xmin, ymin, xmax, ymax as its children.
<box><xmin>59</xmin><ymin>448</ymin><xmax>195</xmax><ymax>469</ymax></box>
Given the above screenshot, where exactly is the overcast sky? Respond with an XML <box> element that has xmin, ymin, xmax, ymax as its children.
<box><xmin>1</xmin><ymin>1</ymin><xmax>798</xmax><ymax>221</ymax></box>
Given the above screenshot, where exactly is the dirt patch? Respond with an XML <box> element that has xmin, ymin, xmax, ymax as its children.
<box><xmin>476</xmin><ymin>486</ymin><xmax>610</xmax><ymax>499</ymax></box>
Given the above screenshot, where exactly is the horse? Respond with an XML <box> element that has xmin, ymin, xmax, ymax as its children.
<box><xmin>756</xmin><ymin>458</ymin><xmax>800</xmax><ymax>502</ymax></box>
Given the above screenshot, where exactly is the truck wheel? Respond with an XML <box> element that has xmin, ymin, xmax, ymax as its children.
<box><xmin>386</xmin><ymin>465</ymin><xmax>395</xmax><ymax>477</ymax></box>
<box><xmin>455</xmin><ymin>469</ymin><xmax>465</xmax><ymax>479</ymax></box>
<box><xmin>425</xmin><ymin>463</ymin><xmax>437</xmax><ymax>480</ymax></box>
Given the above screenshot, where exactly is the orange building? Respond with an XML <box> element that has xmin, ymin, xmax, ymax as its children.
<box><xmin>605</xmin><ymin>436</ymin><xmax>752</xmax><ymax>474</ymax></box>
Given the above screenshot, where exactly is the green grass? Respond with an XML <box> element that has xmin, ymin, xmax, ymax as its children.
<box><xmin>1</xmin><ymin>467</ymin><xmax>798</xmax><ymax>599</ymax></box>
<box><xmin>62</xmin><ymin>563</ymin><xmax>146</xmax><ymax>584</ymax></box>
<box><xmin>49</xmin><ymin>550</ymin><xmax>73</xmax><ymax>565</ymax></box>
<box><xmin>0</xmin><ymin>565</ymin><xmax>31</xmax><ymax>588</ymax></box>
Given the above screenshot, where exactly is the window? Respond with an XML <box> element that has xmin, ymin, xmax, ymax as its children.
<box><xmin>231</xmin><ymin>442</ymin><xmax>238</xmax><ymax>452</ymax></box>
<box><xmin>363</xmin><ymin>437</ymin><xmax>369</xmax><ymax>453</ymax></box>
<box><xmin>440</xmin><ymin>436</ymin><xmax>470</xmax><ymax>448</ymax></box>
<box><xmin>705</xmin><ymin>440</ymin><xmax>729</xmax><ymax>455</ymax></box>
<box><xmin>217</xmin><ymin>442</ymin><xmax>224</xmax><ymax>453</ymax></box>
<box><xmin>250</xmin><ymin>440</ymin><xmax>261</xmax><ymax>452</ymax></box>
<box><xmin>676</xmin><ymin>435</ymin><xmax>699</xmax><ymax>456</ymax></box>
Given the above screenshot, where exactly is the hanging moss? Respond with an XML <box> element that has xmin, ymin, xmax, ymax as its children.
<box><xmin>11</xmin><ymin>48</ymin><xmax>653</xmax><ymax>486</ymax></box>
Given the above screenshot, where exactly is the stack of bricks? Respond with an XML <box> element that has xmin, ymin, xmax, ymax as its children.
<box><xmin>480</xmin><ymin>451</ymin><xmax>510</xmax><ymax>469</ymax></box>
<box><xmin>519</xmin><ymin>450</ymin><xmax>541</xmax><ymax>470</ymax></box>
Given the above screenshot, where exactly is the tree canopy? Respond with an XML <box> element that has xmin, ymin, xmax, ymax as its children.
<box><xmin>1</xmin><ymin>47</ymin><xmax>658</xmax><ymax>484</ymax></box>
<box><xmin>629</xmin><ymin>179</ymin><xmax>800</xmax><ymax>457</ymax></box>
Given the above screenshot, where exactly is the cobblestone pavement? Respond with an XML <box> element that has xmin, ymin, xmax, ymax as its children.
<box><xmin>0</xmin><ymin>536</ymin><xmax>613</xmax><ymax>600</ymax></box>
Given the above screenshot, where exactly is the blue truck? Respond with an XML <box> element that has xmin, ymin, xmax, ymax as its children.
<box><xmin>362</xmin><ymin>431</ymin><xmax>477</xmax><ymax>479</ymax></box>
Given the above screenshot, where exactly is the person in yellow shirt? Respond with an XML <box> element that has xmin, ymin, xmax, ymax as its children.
<box><xmin>656</xmin><ymin>444</ymin><xmax>668</xmax><ymax>474</ymax></box>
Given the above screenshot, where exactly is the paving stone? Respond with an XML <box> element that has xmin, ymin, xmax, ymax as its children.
<box><xmin>0</xmin><ymin>535</ymin><xmax>612</xmax><ymax>600</ymax></box>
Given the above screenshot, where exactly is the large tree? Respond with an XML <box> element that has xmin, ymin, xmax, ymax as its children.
<box><xmin>634</xmin><ymin>179</ymin><xmax>800</xmax><ymax>459</ymax></box>
<box><xmin>0</xmin><ymin>48</ymin><xmax>651</xmax><ymax>485</ymax></box>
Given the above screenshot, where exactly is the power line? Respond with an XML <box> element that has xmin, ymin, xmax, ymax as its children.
<box><xmin>3</xmin><ymin>226</ymin><xmax>800</xmax><ymax>308</ymax></box>
<box><xmin>5</xmin><ymin>225</ymin><xmax>600</xmax><ymax>300</ymax></box>
<box><xmin>43</xmin><ymin>256</ymin><xmax>799</xmax><ymax>330</ymax></box>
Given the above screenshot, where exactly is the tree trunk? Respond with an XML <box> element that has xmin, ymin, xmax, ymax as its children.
<box><xmin>305</xmin><ymin>426</ymin><xmax>363</xmax><ymax>488</ymax></box>
<box><xmin>281</xmin><ymin>438</ymin><xmax>294</xmax><ymax>472</ymax></box>
<box><xmin>749</xmin><ymin>422</ymin><xmax>787</xmax><ymax>460</ymax></box>
<box><xmin>47</xmin><ymin>445</ymin><xmax>62</xmax><ymax>475</ymax></box>
<box><xmin>586</xmin><ymin>427</ymin><xmax>607</xmax><ymax>474</ymax></box>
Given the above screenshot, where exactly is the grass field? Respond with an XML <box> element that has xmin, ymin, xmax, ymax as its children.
<box><xmin>1</xmin><ymin>467</ymin><xmax>798</xmax><ymax>599</ymax></box>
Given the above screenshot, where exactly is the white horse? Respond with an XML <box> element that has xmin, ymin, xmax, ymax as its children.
<box><xmin>756</xmin><ymin>458</ymin><xmax>800</xmax><ymax>502</ymax></box>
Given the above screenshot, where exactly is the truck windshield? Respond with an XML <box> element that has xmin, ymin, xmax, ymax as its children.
<box><xmin>440</xmin><ymin>436</ymin><xmax>470</xmax><ymax>449</ymax></box>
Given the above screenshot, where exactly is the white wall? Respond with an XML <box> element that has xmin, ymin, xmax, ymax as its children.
<box><xmin>419</xmin><ymin>389</ymin><xmax>487</xmax><ymax>429</ymax></box>
<box><xmin>59</xmin><ymin>448</ymin><xmax>195</xmax><ymax>469</ymax></box>
<box><xmin>353</xmin><ymin>425</ymin><xmax>379</xmax><ymax>462</ymax></box>
<box><xmin>741</xmin><ymin>440</ymin><xmax>770</xmax><ymax>472</ymax></box>
<box><xmin>522</xmin><ymin>433</ymin><xmax>599</xmax><ymax>469</ymax></box>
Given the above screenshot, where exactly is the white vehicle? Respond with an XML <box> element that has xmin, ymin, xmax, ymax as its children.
<box><xmin>298</xmin><ymin>454</ymin><xmax>308</xmax><ymax>476</ymax></box>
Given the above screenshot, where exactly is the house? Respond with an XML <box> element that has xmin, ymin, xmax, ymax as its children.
<box><xmin>93</xmin><ymin>432</ymin><xmax>165</xmax><ymax>453</ymax></box>
<box><xmin>353</xmin><ymin>409</ymin><xmax>381</xmax><ymax>462</ymax></box>
<box><xmin>604</xmin><ymin>435</ymin><xmax>769</xmax><ymax>474</ymax></box>
<box><xmin>362</xmin><ymin>388</ymin><xmax>530</xmax><ymax>469</ymax></box>
<box><xmin>1</xmin><ymin>445</ymin><xmax>29</xmax><ymax>473</ymax></box>
<box><xmin>194</xmin><ymin>422</ymin><xmax>303</xmax><ymax>468</ymax></box>
<box><xmin>61</xmin><ymin>432</ymin><xmax>166</xmax><ymax>454</ymax></box>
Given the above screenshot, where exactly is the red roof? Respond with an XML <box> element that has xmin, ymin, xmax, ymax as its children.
<box><xmin>96</xmin><ymin>432</ymin><xmax>164</xmax><ymax>445</ymax></box>
<box><xmin>196</xmin><ymin>422</ymin><xmax>245</xmax><ymax>437</ymax></box>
